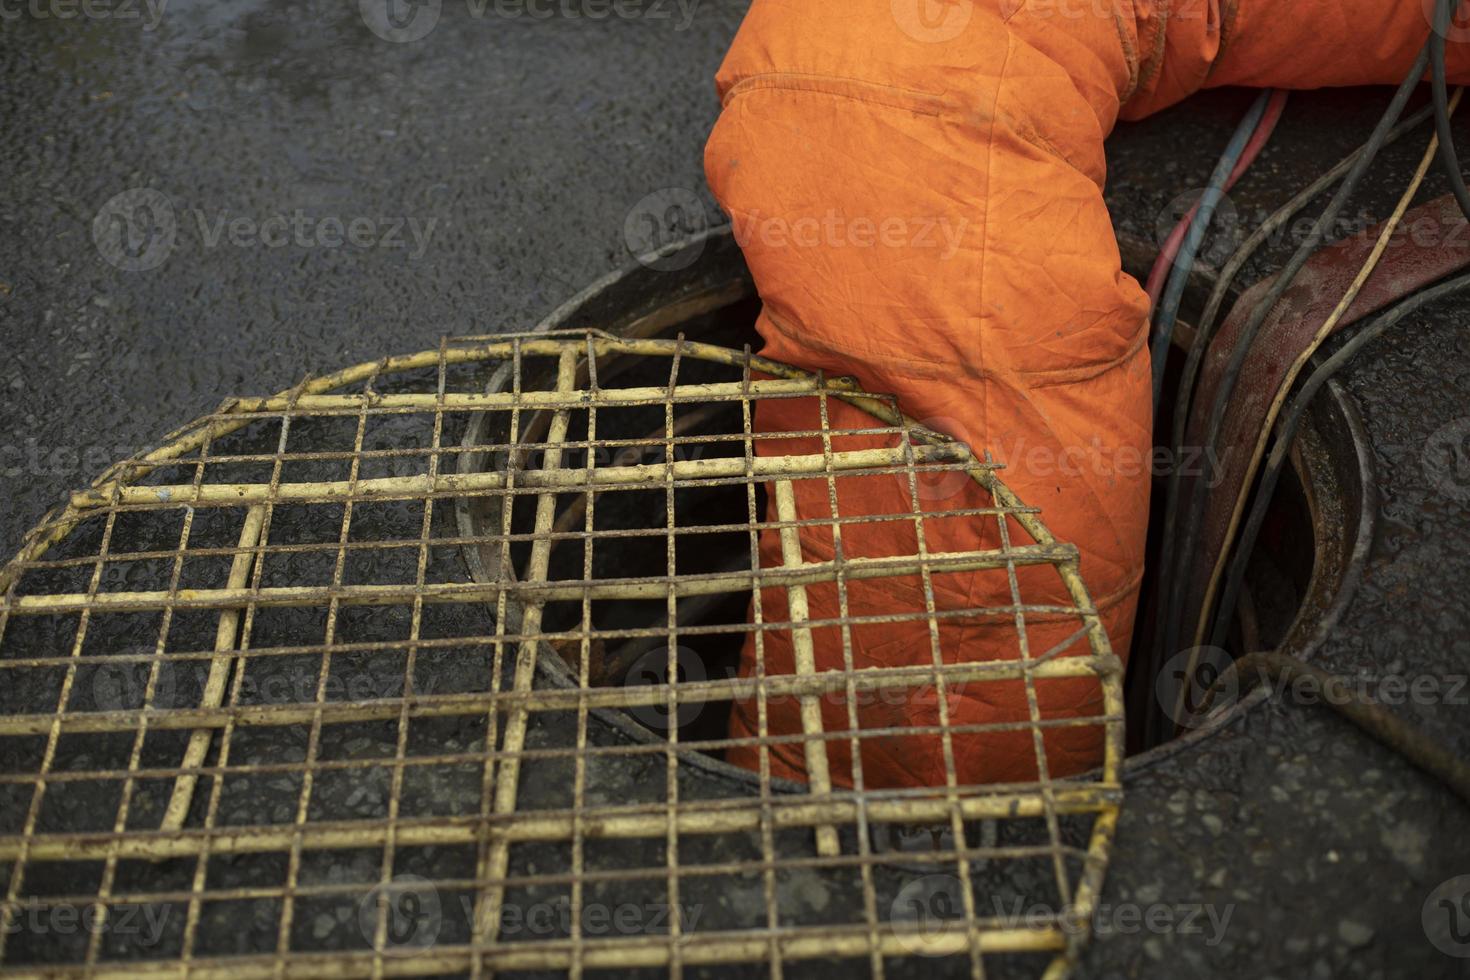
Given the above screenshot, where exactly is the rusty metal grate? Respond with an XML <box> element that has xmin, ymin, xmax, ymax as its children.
<box><xmin>0</xmin><ymin>330</ymin><xmax>1123</xmax><ymax>979</ymax></box>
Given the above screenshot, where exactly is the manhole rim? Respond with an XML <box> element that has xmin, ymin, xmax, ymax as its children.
<box><xmin>491</xmin><ymin>225</ymin><xmax>1376</xmax><ymax>778</ymax></box>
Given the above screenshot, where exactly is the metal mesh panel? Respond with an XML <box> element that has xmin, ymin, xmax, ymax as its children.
<box><xmin>0</xmin><ymin>331</ymin><xmax>1123</xmax><ymax>979</ymax></box>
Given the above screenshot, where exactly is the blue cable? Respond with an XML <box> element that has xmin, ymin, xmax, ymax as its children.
<box><xmin>1149</xmin><ymin>90</ymin><xmax>1273</xmax><ymax>413</ymax></box>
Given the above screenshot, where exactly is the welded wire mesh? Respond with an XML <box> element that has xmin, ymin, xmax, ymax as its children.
<box><xmin>0</xmin><ymin>330</ymin><xmax>1123</xmax><ymax>979</ymax></box>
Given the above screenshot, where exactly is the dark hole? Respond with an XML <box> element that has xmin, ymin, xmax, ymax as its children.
<box><xmin>528</xmin><ymin>290</ymin><xmax>1322</xmax><ymax>764</ymax></box>
<box><xmin>1122</xmin><ymin>302</ymin><xmax>1318</xmax><ymax>754</ymax></box>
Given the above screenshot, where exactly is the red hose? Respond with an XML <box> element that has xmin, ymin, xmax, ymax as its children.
<box><xmin>1146</xmin><ymin>90</ymin><xmax>1290</xmax><ymax>306</ymax></box>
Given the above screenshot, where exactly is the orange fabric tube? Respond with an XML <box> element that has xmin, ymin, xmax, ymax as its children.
<box><xmin>705</xmin><ymin>0</ymin><xmax>1470</xmax><ymax>789</ymax></box>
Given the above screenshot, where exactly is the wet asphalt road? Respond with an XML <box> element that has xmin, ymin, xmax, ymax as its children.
<box><xmin>5</xmin><ymin>4</ymin><xmax>1470</xmax><ymax>979</ymax></box>
<box><xmin>1</xmin><ymin>0</ymin><xmax>743</xmax><ymax>555</ymax></box>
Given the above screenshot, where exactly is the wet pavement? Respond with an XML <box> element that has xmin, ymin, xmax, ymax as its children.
<box><xmin>4</xmin><ymin>4</ymin><xmax>1470</xmax><ymax>978</ymax></box>
<box><xmin>1</xmin><ymin>0</ymin><xmax>743</xmax><ymax>554</ymax></box>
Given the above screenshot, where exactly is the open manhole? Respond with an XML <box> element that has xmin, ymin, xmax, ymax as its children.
<box><xmin>0</xmin><ymin>229</ymin><xmax>1369</xmax><ymax>978</ymax></box>
<box><xmin>0</xmin><ymin>256</ymin><xmax>1123</xmax><ymax>977</ymax></box>
<box><xmin>498</xmin><ymin>229</ymin><xmax>1369</xmax><ymax>764</ymax></box>
<box><xmin>1115</xmin><ymin>232</ymin><xmax>1375</xmax><ymax>757</ymax></box>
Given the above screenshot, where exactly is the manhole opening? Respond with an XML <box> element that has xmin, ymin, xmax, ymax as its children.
<box><xmin>502</xmin><ymin>338</ymin><xmax>760</xmax><ymax>750</ymax></box>
<box><xmin>1121</xmin><ymin>295</ymin><xmax>1328</xmax><ymax>753</ymax></box>
<box><xmin>500</xmin><ymin>273</ymin><xmax>1343</xmax><ymax>763</ymax></box>
<box><xmin>453</xmin><ymin>314</ymin><xmax>1121</xmax><ymax>897</ymax></box>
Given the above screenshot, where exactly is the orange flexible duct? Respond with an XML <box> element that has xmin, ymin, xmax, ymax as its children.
<box><xmin>705</xmin><ymin>0</ymin><xmax>1470</xmax><ymax>788</ymax></box>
